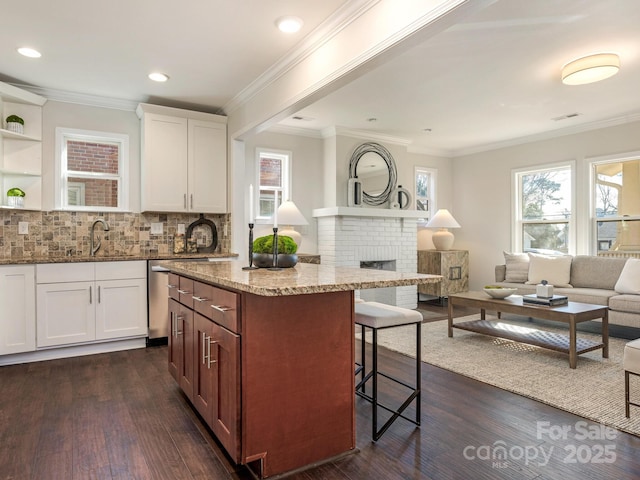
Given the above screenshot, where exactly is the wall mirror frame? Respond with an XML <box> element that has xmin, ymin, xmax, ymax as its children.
<box><xmin>348</xmin><ymin>142</ymin><xmax>397</xmax><ymax>206</ymax></box>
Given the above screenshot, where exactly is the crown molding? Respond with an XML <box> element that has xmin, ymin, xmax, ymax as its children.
<box><xmin>323</xmin><ymin>126</ymin><xmax>412</xmax><ymax>146</ymax></box>
<box><xmin>449</xmin><ymin>111</ymin><xmax>640</xmax><ymax>157</ymax></box>
<box><xmin>12</xmin><ymin>84</ymin><xmax>140</xmax><ymax>111</ymax></box>
<box><xmin>223</xmin><ymin>0</ymin><xmax>379</xmax><ymax>115</ymax></box>
<box><xmin>264</xmin><ymin>124</ymin><xmax>325</xmax><ymax>139</ymax></box>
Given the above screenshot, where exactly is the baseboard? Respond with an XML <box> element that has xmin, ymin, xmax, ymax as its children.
<box><xmin>0</xmin><ymin>337</ymin><xmax>147</xmax><ymax>366</ymax></box>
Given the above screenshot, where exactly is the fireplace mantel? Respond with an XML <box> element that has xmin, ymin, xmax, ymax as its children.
<box><xmin>312</xmin><ymin>206</ymin><xmax>425</xmax><ymax>219</ymax></box>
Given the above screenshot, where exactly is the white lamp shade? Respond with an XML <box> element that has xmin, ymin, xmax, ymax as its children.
<box><xmin>277</xmin><ymin>200</ymin><xmax>308</xmax><ymax>248</ymax></box>
<box><xmin>425</xmin><ymin>209</ymin><xmax>460</xmax><ymax>229</ymax></box>
<box><xmin>277</xmin><ymin>200</ymin><xmax>308</xmax><ymax>226</ymax></box>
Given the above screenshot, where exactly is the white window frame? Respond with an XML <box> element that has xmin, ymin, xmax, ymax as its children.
<box><xmin>255</xmin><ymin>148</ymin><xmax>291</xmax><ymax>223</ymax></box>
<box><xmin>55</xmin><ymin>127</ymin><xmax>129</xmax><ymax>212</ymax></box>
<box><xmin>414</xmin><ymin>166</ymin><xmax>437</xmax><ymax>224</ymax></box>
<box><xmin>587</xmin><ymin>150</ymin><xmax>640</xmax><ymax>255</ymax></box>
<box><xmin>512</xmin><ymin>161</ymin><xmax>575</xmax><ymax>254</ymax></box>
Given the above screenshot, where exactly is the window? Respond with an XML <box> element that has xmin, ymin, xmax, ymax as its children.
<box><xmin>256</xmin><ymin>148</ymin><xmax>290</xmax><ymax>220</ymax></box>
<box><xmin>514</xmin><ymin>165</ymin><xmax>572</xmax><ymax>254</ymax></box>
<box><xmin>592</xmin><ymin>156</ymin><xmax>640</xmax><ymax>254</ymax></box>
<box><xmin>55</xmin><ymin>128</ymin><xmax>129</xmax><ymax>211</ymax></box>
<box><xmin>414</xmin><ymin>166</ymin><xmax>436</xmax><ymax>221</ymax></box>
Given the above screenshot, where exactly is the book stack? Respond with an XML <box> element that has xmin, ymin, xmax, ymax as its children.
<box><xmin>522</xmin><ymin>294</ymin><xmax>569</xmax><ymax>306</ymax></box>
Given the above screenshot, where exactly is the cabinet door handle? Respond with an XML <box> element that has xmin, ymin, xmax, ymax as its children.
<box><xmin>98</xmin><ymin>286</ymin><xmax>101</xmax><ymax>303</ymax></box>
<box><xmin>207</xmin><ymin>338</ymin><xmax>218</xmax><ymax>369</ymax></box>
<box><xmin>176</xmin><ymin>315</ymin><xmax>183</xmax><ymax>335</ymax></box>
<box><xmin>202</xmin><ymin>332</ymin><xmax>207</xmax><ymax>364</ymax></box>
<box><xmin>184</xmin><ymin>194</ymin><xmax>187</xmax><ymax>209</ymax></box>
<box><xmin>190</xmin><ymin>194</ymin><xmax>193</xmax><ymax>209</ymax></box>
<box><xmin>89</xmin><ymin>285</ymin><xmax>92</xmax><ymax>304</ymax></box>
<box><xmin>192</xmin><ymin>296</ymin><xmax>209</xmax><ymax>302</ymax></box>
<box><xmin>211</xmin><ymin>304</ymin><xmax>231</xmax><ymax>314</ymax></box>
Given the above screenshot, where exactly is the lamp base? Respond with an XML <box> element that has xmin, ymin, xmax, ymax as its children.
<box><xmin>432</xmin><ymin>228</ymin><xmax>455</xmax><ymax>251</ymax></box>
<box><xmin>279</xmin><ymin>226</ymin><xmax>302</xmax><ymax>248</ymax></box>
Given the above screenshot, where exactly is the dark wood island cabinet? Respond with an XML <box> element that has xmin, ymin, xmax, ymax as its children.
<box><xmin>161</xmin><ymin>261</ymin><xmax>440</xmax><ymax>478</ymax></box>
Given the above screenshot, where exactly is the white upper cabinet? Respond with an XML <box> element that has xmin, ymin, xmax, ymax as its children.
<box><xmin>0</xmin><ymin>81</ymin><xmax>46</xmax><ymax>211</ymax></box>
<box><xmin>137</xmin><ymin>103</ymin><xmax>227</xmax><ymax>213</ymax></box>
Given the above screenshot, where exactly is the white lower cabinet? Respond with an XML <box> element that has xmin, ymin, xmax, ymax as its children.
<box><xmin>36</xmin><ymin>261</ymin><xmax>147</xmax><ymax>348</ymax></box>
<box><xmin>0</xmin><ymin>265</ymin><xmax>36</xmax><ymax>355</ymax></box>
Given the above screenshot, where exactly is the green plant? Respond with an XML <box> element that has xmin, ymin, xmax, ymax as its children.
<box><xmin>7</xmin><ymin>187</ymin><xmax>26</xmax><ymax>197</ymax></box>
<box><xmin>5</xmin><ymin>115</ymin><xmax>24</xmax><ymax>125</ymax></box>
<box><xmin>253</xmin><ymin>235</ymin><xmax>298</xmax><ymax>254</ymax></box>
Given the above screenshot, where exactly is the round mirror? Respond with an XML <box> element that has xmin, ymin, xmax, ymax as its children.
<box><xmin>349</xmin><ymin>143</ymin><xmax>397</xmax><ymax>206</ymax></box>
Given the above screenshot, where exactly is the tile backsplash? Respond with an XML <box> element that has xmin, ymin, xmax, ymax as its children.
<box><xmin>0</xmin><ymin>210</ymin><xmax>231</xmax><ymax>259</ymax></box>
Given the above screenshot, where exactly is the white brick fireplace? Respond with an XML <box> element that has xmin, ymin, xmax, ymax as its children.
<box><xmin>312</xmin><ymin>207</ymin><xmax>424</xmax><ymax>309</ymax></box>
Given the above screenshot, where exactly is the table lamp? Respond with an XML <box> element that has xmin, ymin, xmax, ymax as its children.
<box><xmin>277</xmin><ymin>200</ymin><xmax>308</xmax><ymax>248</ymax></box>
<box><xmin>426</xmin><ymin>209</ymin><xmax>461</xmax><ymax>250</ymax></box>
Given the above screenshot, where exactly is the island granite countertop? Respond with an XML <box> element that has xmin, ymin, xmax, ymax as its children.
<box><xmin>160</xmin><ymin>260</ymin><xmax>441</xmax><ymax>296</ymax></box>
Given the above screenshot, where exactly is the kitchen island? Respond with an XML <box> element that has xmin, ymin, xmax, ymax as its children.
<box><xmin>161</xmin><ymin>260</ymin><xmax>440</xmax><ymax>478</ymax></box>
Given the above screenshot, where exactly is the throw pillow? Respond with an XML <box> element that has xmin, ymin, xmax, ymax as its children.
<box><xmin>615</xmin><ymin>258</ymin><xmax>640</xmax><ymax>294</ymax></box>
<box><xmin>503</xmin><ymin>251</ymin><xmax>529</xmax><ymax>283</ymax></box>
<box><xmin>525</xmin><ymin>252</ymin><xmax>573</xmax><ymax>288</ymax></box>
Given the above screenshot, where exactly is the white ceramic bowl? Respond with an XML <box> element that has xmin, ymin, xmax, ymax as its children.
<box><xmin>483</xmin><ymin>287</ymin><xmax>517</xmax><ymax>299</ymax></box>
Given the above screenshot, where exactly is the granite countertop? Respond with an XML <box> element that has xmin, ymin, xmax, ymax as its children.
<box><xmin>0</xmin><ymin>252</ymin><xmax>238</xmax><ymax>266</ymax></box>
<box><xmin>161</xmin><ymin>260</ymin><xmax>442</xmax><ymax>296</ymax></box>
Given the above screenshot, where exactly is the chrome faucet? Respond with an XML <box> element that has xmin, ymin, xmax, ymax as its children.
<box><xmin>90</xmin><ymin>218</ymin><xmax>110</xmax><ymax>256</ymax></box>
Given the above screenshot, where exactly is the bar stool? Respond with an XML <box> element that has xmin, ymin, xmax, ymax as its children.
<box><xmin>624</xmin><ymin>338</ymin><xmax>640</xmax><ymax>417</ymax></box>
<box><xmin>354</xmin><ymin>301</ymin><xmax>422</xmax><ymax>441</ymax></box>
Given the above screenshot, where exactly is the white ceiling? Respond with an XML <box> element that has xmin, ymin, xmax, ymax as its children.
<box><xmin>0</xmin><ymin>0</ymin><xmax>349</xmax><ymax>112</ymax></box>
<box><xmin>277</xmin><ymin>0</ymin><xmax>640</xmax><ymax>156</ymax></box>
<box><xmin>1</xmin><ymin>0</ymin><xmax>639</xmax><ymax>156</ymax></box>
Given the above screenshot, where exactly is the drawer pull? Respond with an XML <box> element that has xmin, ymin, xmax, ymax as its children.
<box><xmin>192</xmin><ymin>296</ymin><xmax>210</xmax><ymax>302</ymax></box>
<box><xmin>211</xmin><ymin>304</ymin><xmax>231</xmax><ymax>314</ymax></box>
<box><xmin>177</xmin><ymin>289</ymin><xmax>191</xmax><ymax>295</ymax></box>
<box><xmin>167</xmin><ymin>284</ymin><xmax>177</xmax><ymax>289</ymax></box>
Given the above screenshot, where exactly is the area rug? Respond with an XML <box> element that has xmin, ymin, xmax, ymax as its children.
<box><xmin>369</xmin><ymin>315</ymin><xmax>640</xmax><ymax>437</ymax></box>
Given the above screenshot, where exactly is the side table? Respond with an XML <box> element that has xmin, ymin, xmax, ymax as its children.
<box><xmin>417</xmin><ymin>249</ymin><xmax>469</xmax><ymax>300</ymax></box>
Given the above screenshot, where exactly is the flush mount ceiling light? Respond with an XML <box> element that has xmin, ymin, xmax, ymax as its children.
<box><xmin>276</xmin><ymin>16</ymin><xmax>303</xmax><ymax>33</ymax></box>
<box><xmin>561</xmin><ymin>53</ymin><xmax>620</xmax><ymax>85</ymax></box>
<box><xmin>148</xmin><ymin>72</ymin><xmax>169</xmax><ymax>82</ymax></box>
<box><xmin>17</xmin><ymin>47</ymin><xmax>42</xmax><ymax>58</ymax></box>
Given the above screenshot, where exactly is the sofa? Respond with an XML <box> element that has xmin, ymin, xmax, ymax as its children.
<box><xmin>494</xmin><ymin>254</ymin><xmax>640</xmax><ymax>328</ymax></box>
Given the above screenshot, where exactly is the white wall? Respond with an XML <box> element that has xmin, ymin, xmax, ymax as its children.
<box><xmin>242</xmin><ymin>131</ymin><xmax>324</xmax><ymax>253</ymax></box>
<box><xmin>453</xmin><ymin>120</ymin><xmax>640</xmax><ymax>291</ymax></box>
<box><xmin>41</xmin><ymin>100</ymin><xmax>141</xmax><ymax>212</ymax></box>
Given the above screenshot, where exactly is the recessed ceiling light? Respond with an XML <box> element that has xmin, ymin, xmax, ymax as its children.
<box><xmin>148</xmin><ymin>72</ymin><xmax>169</xmax><ymax>82</ymax></box>
<box><xmin>17</xmin><ymin>47</ymin><xmax>41</xmax><ymax>58</ymax></box>
<box><xmin>276</xmin><ymin>16</ymin><xmax>303</xmax><ymax>33</ymax></box>
<box><xmin>561</xmin><ymin>53</ymin><xmax>620</xmax><ymax>85</ymax></box>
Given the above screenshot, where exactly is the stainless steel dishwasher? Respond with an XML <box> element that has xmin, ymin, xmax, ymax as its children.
<box><xmin>148</xmin><ymin>260</ymin><xmax>172</xmax><ymax>345</ymax></box>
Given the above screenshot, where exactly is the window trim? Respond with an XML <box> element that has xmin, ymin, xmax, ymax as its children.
<box><xmin>55</xmin><ymin>127</ymin><xmax>129</xmax><ymax>212</ymax></box>
<box><xmin>512</xmin><ymin>161</ymin><xmax>575</xmax><ymax>254</ymax></box>
<box><xmin>414</xmin><ymin>166</ymin><xmax>437</xmax><ymax>225</ymax></box>
<box><xmin>255</xmin><ymin>147</ymin><xmax>291</xmax><ymax>223</ymax></box>
<box><xmin>588</xmin><ymin>150</ymin><xmax>640</xmax><ymax>254</ymax></box>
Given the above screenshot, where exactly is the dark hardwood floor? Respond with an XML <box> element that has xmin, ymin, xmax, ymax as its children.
<box><xmin>1</xmin><ymin>302</ymin><xmax>639</xmax><ymax>480</ymax></box>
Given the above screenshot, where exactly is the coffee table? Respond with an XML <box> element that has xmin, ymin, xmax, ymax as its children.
<box><xmin>447</xmin><ymin>291</ymin><xmax>609</xmax><ymax>369</ymax></box>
